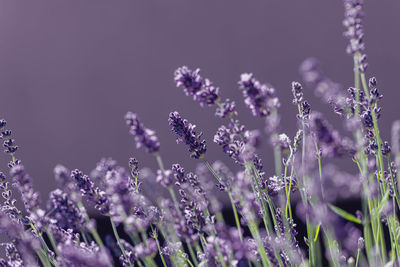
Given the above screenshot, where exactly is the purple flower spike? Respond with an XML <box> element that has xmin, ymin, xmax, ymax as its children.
<box><xmin>215</xmin><ymin>99</ymin><xmax>237</xmax><ymax>118</ymax></box>
<box><xmin>168</xmin><ymin>111</ymin><xmax>207</xmax><ymax>159</ymax></box>
<box><xmin>174</xmin><ymin>66</ymin><xmax>220</xmax><ymax>108</ymax></box>
<box><xmin>0</xmin><ymin>119</ymin><xmax>19</xmax><ymax>157</ymax></box>
<box><xmin>47</xmin><ymin>189</ymin><xmax>85</xmax><ymax>231</ymax></box>
<box><xmin>71</xmin><ymin>169</ymin><xmax>110</xmax><ymax>215</ymax></box>
<box><xmin>299</xmin><ymin>58</ymin><xmax>348</xmax><ymax>117</ymax></box>
<box><xmin>238</xmin><ymin>73</ymin><xmax>280</xmax><ymax>117</ymax></box>
<box><xmin>343</xmin><ymin>0</ymin><xmax>367</xmax><ymax>71</ymax></box>
<box><xmin>156</xmin><ymin>169</ymin><xmax>174</xmax><ymax>187</ymax></box>
<box><xmin>310</xmin><ymin>112</ymin><xmax>355</xmax><ymax>157</ymax></box>
<box><xmin>174</xmin><ymin>66</ymin><xmax>203</xmax><ymax>96</ymax></box>
<box><xmin>125</xmin><ymin>112</ymin><xmax>160</xmax><ymax>154</ymax></box>
<box><xmin>9</xmin><ymin>165</ymin><xmax>41</xmax><ymax>213</ymax></box>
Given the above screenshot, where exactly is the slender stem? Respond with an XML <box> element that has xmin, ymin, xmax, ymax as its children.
<box><xmin>152</xmin><ymin>227</ymin><xmax>167</xmax><ymax>267</ymax></box>
<box><xmin>110</xmin><ymin>218</ymin><xmax>132</xmax><ymax>267</ymax></box>
<box><xmin>204</xmin><ymin>160</ymin><xmax>243</xmax><ymax>241</ymax></box>
<box><xmin>46</xmin><ymin>228</ymin><xmax>66</xmax><ymax>267</ymax></box>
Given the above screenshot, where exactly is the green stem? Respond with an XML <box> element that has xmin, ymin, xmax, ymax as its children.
<box><xmin>204</xmin><ymin>160</ymin><xmax>243</xmax><ymax>241</ymax></box>
<box><xmin>110</xmin><ymin>218</ymin><xmax>132</xmax><ymax>267</ymax></box>
<box><xmin>152</xmin><ymin>230</ymin><xmax>167</xmax><ymax>267</ymax></box>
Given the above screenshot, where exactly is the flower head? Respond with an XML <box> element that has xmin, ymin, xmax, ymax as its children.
<box><xmin>238</xmin><ymin>73</ymin><xmax>280</xmax><ymax>117</ymax></box>
<box><xmin>174</xmin><ymin>66</ymin><xmax>220</xmax><ymax>107</ymax></box>
<box><xmin>47</xmin><ymin>189</ymin><xmax>85</xmax><ymax>231</ymax></box>
<box><xmin>168</xmin><ymin>111</ymin><xmax>207</xmax><ymax>159</ymax></box>
<box><xmin>174</xmin><ymin>66</ymin><xmax>203</xmax><ymax>96</ymax></box>
<box><xmin>299</xmin><ymin>58</ymin><xmax>347</xmax><ymax>117</ymax></box>
<box><xmin>71</xmin><ymin>169</ymin><xmax>110</xmax><ymax>214</ymax></box>
<box><xmin>10</xmin><ymin>165</ymin><xmax>41</xmax><ymax>213</ymax></box>
<box><xmin>125</xmin><ymin>112</ymin><xmax>160</xmax><ymax>154</ymax></box>
<box><xmin>343</xmin><ymin>0</ymin><xmax>367</xmax><ymax>71</ymax></box>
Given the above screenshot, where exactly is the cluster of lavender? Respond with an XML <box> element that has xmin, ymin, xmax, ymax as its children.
<box><xmin>0</xmin><ymin>1</ymin><xmax>399</xmax><ymax>266</ymax></box>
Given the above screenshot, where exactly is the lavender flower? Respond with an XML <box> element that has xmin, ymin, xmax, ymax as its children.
<box><xmin>128</xmin><ymin>157</ymin><xmax>139</xmax><ymax>177</ymax></box>
<box><xmin>5</xmin><ymin>243</ymin><xmax>23</xmax><ymax>267</ymax></box>
<box><xmin>59</xmin><ymin>241</ymin><xmax>113</xmax><ymax>267</ymax></box>
<box><xmin>174</xmin><ymin>66</ymin><xmax>220</xmax><ymax>107</ymax></box>
<box><xmin>54</xmin><ymin>164</ymin><xmax>71</xmax><ymax>187</ymax></box>
<box><xmin>90</xmin><ymin>157</ymin><xmax>117</xmax><ymax>189</ymax></box>
<box><xmin>0</xmin><ymin>120</ymin><xmax>18</xmax><ymax>157</ymax></box>
<box><xmin>214</xmin><ymin>121</ymin><xmax>245</xmax><ymax>164</ymax></box>
<box><xmin>238</xmin><ymin>73</ymin><xmax>280</xmax><ymax>117</ymax></box>
<box><xmin>119</xmin><ymin>239</ymin><xmax>135</xmax><ymax>267</ymax></box>
<box><xmin>9</xmin><ymin>165</ymin><xmax>41</xmax><ymax>213</ymax></box>
<box><xmin>299</xmin><ymin>58</ymin><xmax>348</xmax><ymax>116</ymax></box>
<box><xmin>174</xmin><ymin>66</ymin><xmax>203</xmax><ymax>96</ymax></box>
<box><xmin>310</xmin><ymin>112</ymin><xmax>355</xmax><ymax>157</ymax></box>
<box><xmin>71</xmin><ymin>169</ymin><xmax>110</xmax><ymax>214</ymax></box>
<box><xmin>14</xmin><ymin>232</ymin><xmax>41</xmax><ymax>267</ymax></box>
<box><xmin>156</xmin><ymin>169</ymin><xmax>174</xmax><ymax>187</ymax></box>
<box><xmin>0</xmin><ymin>211</ymin><xmax>23</xmax><ymax>239</ymax></box>
<box><xmin>215</xmin><ymin>99</ymin><xmax>237</xmax><ymax>118</ymax></box>
<box><xmin>125</xmin><ymin>112</ymin><xmax>160</xmax><ymax>154</ymax></box>
<box><xmin>392</xmin><ymin>120</ymin><xmax>400</xmax><ymax>165</ymax></box>
<box><xmin>132</xmin><ymin>240</ymin><xmax>157</xmax><ymax>259</ymax></box>
<box><xmin>343</xmin><ymin>0</ymin><xmax>367</xmax><ymax>71</ymax></box>
<box><xmin>168</xmin><ymin>111</ymin><xmax>207</xmax><ymax>159</ymax></box>
<box><xmin>47</xmin><ymin>189</ymin><xmax>85</xmax><ymax>231</ymax></box>
<box><xmin>105</xmin><ymin>167</ymin><xmax>155</xmax><ymax>229</ymax></box>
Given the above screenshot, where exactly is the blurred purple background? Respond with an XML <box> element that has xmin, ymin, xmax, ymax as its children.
<box><xmin>0</xmin><ymin>1</ymin><xmax>399</xmax><ymax>205</ymax></box>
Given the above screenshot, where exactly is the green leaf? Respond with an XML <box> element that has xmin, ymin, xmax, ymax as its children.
<box><xmin>314</xmin><ymin>223</ymin><xmax>321</xmax><ymax>242</ymax></box>
<box><xmin>328</xmin><ymin>204</ymin><xmax>362</xmax><ymax>224</ymax></box>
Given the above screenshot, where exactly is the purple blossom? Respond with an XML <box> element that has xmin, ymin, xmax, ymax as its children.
<box><xmin>168</xmin><ymin>111</ymin><xmax>207</xmax><ymax>159</ymax></box>
<box><xmin>14</xmin><ymin>232</ymin><xmax>41</xmax><ymax>267</ymax></box>
<box><xmin>71</xmin><ymin>169</ymin><xmax>110</xmax><ymax>214</ymax></box>
<box><xmin>128</xmin><ymin>157</ymin><xmax>139</xmax><ymax>177</ymax></box>
<box><xmin>0</xmin><ymin>172</ymin><xmax>24</xmax><ymax>223</ymax></box>
<box><xmin>47</xmin><ymin>189</ymin><xmax>85</xmax><ymax>231</ymax></box>
<box><xmin>174</xmin><ymin>66</ymin><xmax>220</xmax><ymax>107</ymax></box>
<box><xmin>343</xmin><ymin>0</ymin><xmax>367</xmax><ymax>71</ymax></box>
<box><xmin>0</xmin><ymin>120</ymin><xmax>18</xmax><ymax>157</ymax></box>
<box><xmin>392</xmin><ymin>120</ymin><xmax>400</xmax><ymax>165</ymax></box>
<box><xmin>214</xmin><ymin>122</ymin><xmax>245</xmax><ymax>164</ymax></box>
<box><xmin>238</xmin><ymin>73</ymin><xmax>280</xmax><ymax>117</ymax></box>
<box><xmin>174</xmin><ymin>66</ymin><xmax>203</xmax><ymax>96</ymax></box>
<box><xmin>299</xmin><ymin>58</ymin><xmax>348</xmax><ymax>116</ymax></box>
<box><xmin>215</xmin><ymin>99</ymin><xmax>237</xmax><ymax>118</ymax></box>
<box><xmin>156</xmin><ymin>169</ymin><xmax>174</xmax><ymax>187</ymax></box>
<box><xmin>5</xmin><ymin>243</ymin><xmax>23</xmax><ymax>267</ymax></box>
<box><xmin>310</xmin><ymin>112</ymin><xmax>355</xmax><ymax>157</ymax></box>
<box><xmin>0</xmin><ymin>211</ymin><xmax>23</xmax><ymax>239</ymax></box>
<box><xmin>9</xmin><ymin>165</ymin><xmax>41</xmax><ymax>213</ymax></box>
<box><xmin>59</xmin><ymin>241</ymin><xmax>113</xmax><ymax>267</ymax></box>
<box><xmin>119</xmin><ymin>239</ymin><xmax>135</xmax><ymax>267</ymax></box>
<box><xmin>105</xmin><ymin>167</ymin><xmax>154</xmax><ymax>228</ymax></box>
<box><xmin>125</xmin><ymin>112</ymin><xmax>160</xmax><ymax>154</ymax></box>
<box><xmin>132</xmin><ymin>240</ymin><xmax>157</xmax><ymax>259</ymax></box>
<box><xmin>53</xmin><ymin>164</ymin><xmax>71</xmax><ymax>187</ymax></box>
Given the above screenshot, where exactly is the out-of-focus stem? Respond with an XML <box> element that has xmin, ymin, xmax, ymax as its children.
<box><xmin>110</xmin><ymin>218</ymin><xmax>132</xmax><ymax>267</ymax></box>
<box><xmin>204</xmin><ymin>160</ymin><xmax>244</xmax><ymax>241</ymax></box>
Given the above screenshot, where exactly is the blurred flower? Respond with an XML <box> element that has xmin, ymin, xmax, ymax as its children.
<box><xmin>238</xmin><ymin>73</ymin><xmax>280</xmax><ymax>117</ymax></box>
<box><xmin>125</xmin><ymin>112</ymin><xmax>160</xmax><ymax>154</ymax></box>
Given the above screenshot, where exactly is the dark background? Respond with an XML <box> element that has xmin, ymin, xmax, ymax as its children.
<box><xmin>0</xmin><ymin>1</ymin><xmax>399</xmax><ymax>212</ymax></box>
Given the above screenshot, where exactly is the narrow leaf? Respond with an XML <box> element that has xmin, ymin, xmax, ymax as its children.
<box><xmin>328</xmin><ymin>204</ymin><xmax>362</xmax><ymax>224</ymax></box>
<box><xmin>314</xmin><ymin>223</ymin><xmax>321</xmax><ymax>242</ymax></box>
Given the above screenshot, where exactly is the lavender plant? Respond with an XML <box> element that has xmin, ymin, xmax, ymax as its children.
<box><xmin>0</xmin><ymin>1</ymin><xmax>399</xmax><ymax>266</ymax></box>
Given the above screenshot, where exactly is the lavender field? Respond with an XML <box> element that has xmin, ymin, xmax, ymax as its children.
<box><xmin>1</xmin><ymin>0</ymin><xmax>400</xmax><ymax>266</ymax></box>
